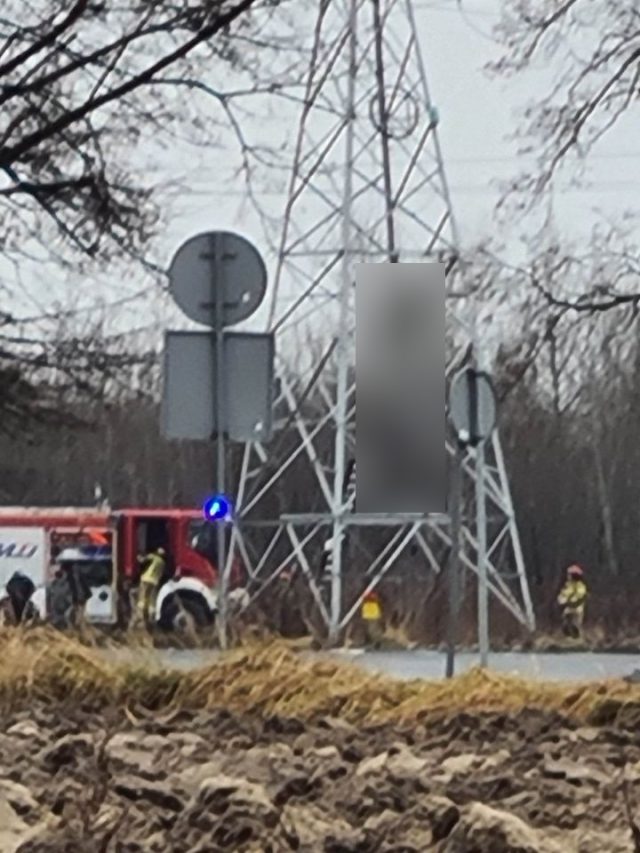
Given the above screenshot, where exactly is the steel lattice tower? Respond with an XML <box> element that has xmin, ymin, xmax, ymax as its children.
<box><xmin>222</xmin><ymin>0</ymin><xmax>535</xmax><ymax>646</ymax></box>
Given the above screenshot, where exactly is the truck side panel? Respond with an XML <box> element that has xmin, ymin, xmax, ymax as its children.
<box><xmin>0</xmin><ymin>526</ymin><xmax>48</xmax><ymax>596</ymax></box>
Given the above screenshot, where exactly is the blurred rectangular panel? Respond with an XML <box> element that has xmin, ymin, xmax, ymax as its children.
<box><xmin>355</xmin><ymin>263</ymin><xmax>445</xmax><ymax>513</ymax></box>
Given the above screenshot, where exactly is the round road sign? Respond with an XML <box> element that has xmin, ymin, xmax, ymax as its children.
<box><xmin>168</xmin><ymin>231</ymin><xmax>267</xmax><ymax>328</ymax></box>
<box><xmin>448</xmin><ymin>368</ymin><xmax>497</xmax><ymax>447</ymax></box>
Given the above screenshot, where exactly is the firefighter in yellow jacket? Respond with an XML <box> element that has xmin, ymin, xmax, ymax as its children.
<box><xmin>136</xmin><ymin>547</ymin><xmax>166</xmax><ymax>628</ymax></box>
<box><xmin>361</xmin><ymin>589</ymin><xmax>383</xmax><ymax>649</ymax></box>
<box><xmin>557</xmin><ymin>564</ymin><xmax>588</xmax><ymax>639</ymax></box>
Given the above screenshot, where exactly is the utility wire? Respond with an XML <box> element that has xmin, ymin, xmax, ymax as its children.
<box><xmin>174</xmin><ymin>180</ymin><xmax>640</xmax><ymax>198</ymax></box>
<box><xmin>414</xmin><ymin>0</ymin><xmax>495</xmax><ymax>18</ymax></box>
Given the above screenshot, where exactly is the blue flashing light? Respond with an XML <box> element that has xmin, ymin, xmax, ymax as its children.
<box><xmin>203</xmin><ymin>494</ymin><xmax>232</xmax><ymax>522</ymax></box>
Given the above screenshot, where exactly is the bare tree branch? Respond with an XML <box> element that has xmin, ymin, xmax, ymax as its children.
<box><xmin>0</xmin><ymin>0</ymin><xmax>276</xmax><ymax>426</ymax></box>
<box><xmin>491</xmin><ymin>0</ymin><xmax>640</xmax><ymax>204</ymax></box>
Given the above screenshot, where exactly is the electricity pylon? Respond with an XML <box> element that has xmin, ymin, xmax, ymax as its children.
<box><xmin>225</xmin><ymin>0</ymin><xmax>535</xmax><ymax>646</ymax></box>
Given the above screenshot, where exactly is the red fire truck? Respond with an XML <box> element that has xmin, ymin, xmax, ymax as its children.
<box><xmin>0</xmin><ymin>506</ymin><xmax>243</xmax><ymax>631</ymax></box>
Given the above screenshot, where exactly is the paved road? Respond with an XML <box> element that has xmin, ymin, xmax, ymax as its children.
<box><xmin>332</xmin><ymin>649</ymin><xmax>639</xmax><ymax>681</ymax></box>
<box><xmin>102</xmin><ymin>646</ymin><xmax>639</xmax><ymax>681</ymax></box>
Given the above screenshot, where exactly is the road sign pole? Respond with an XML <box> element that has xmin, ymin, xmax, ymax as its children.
<box><xmin>476</xmin><ymin>440</ymin><xmax>489</xmax><ymax>667</ymax></box>
<box><xmin>470</xmin><ymin>368</ymin><xmax>489</xmax><ymax>668</ymax></box>
<box><xmin>448</xmin><ymin>366</ymin><xmax>497</xmax><ymax>670</ymax></box>
<box><xmin>166</xmin><ymin>229</ymin><xmax>270</xmax><ymax>648</ymax></box>
<box><xmin>445</xmin><ymin>442</ymin><xmax>463</xmax><ymax>678</ymax></box>
<box><xmin>211</xmin><ymin>233</ymin><xmax>228</xmax><ymax>651</ymax></box>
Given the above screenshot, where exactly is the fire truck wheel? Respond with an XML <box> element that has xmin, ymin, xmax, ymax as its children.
<box><xmin>159</xmin><ymin>592</ymin><xmax>214</xmax><ymax>634</ymax></box>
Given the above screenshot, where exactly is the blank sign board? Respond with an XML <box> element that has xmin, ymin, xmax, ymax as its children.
<box><xmin>162</xmin><ymin>331</ymin><xmax>275</xmax><ymax>442</ymax></box>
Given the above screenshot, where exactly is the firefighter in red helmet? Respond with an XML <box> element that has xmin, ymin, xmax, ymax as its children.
<box><xmin>557</xmin><ymin>564</ymin><xmax>588</xmax><ymax>639</ymax></box>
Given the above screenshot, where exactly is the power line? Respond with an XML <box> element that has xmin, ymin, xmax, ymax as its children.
<box><xmin>148</xmin><ymin>152</ymin><xmax>640</xmax><ymax>174</ymax></box>
<box><xmin>446</xmin><ymin>152</ymin><xmax>640</xmax><ymax>163</ymax></box>
<box><xmin>176</xmin><ymin>180</ymin><xmax>640</xmax><ymax>199</ymax></box>
<box><xmin>414</xmin><ymin>0</ymin><xmax>496</xmax><ymax>18</ymax></box>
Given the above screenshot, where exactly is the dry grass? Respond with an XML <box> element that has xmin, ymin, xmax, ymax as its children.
<box><xmin>1</xmin><ymin>628</ymin><xmax>640</xmax><ymax>727</ymax></box>
<box><xmin>380</xmin><ymin>622</ymin><xmax>419</xmax><ymax>650</ymax></box>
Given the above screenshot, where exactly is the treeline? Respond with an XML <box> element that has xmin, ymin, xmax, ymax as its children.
<box><xmin>2</xmin><ymin>340</ymin><xmax>640</xmax><ymax>644</ymax></box>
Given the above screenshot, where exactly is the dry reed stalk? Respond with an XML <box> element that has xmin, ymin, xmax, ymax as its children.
<box><xmin>0</xmin><ymin>628</ymin><xmax>639</xmax><ymax>727</ymax></box>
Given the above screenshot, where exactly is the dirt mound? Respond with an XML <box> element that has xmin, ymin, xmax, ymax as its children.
<box><xmin>1</xmin><ymin>701</ymin><xmax>639</xmax><ymax>851</ymax></box>
<box><xmin>1</xmin><ymin>630</ymin><xmax>640</xmax><ymax>850</ymax></box>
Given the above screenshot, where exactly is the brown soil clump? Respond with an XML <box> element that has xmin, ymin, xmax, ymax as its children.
<box><xmin>0</xmin><ymin>630</ymin><xmax>639</xmax><ymax>850</ymax></box>
<box><xmin>1</xmin><ymin>701</ymin><xmax>639</xmax><ymax>850</ymax></box>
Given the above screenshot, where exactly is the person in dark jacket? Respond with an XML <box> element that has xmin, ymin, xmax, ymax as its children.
<box><xmin>2</xmin><ymin>572</ymin><xmax>37</xmax><ymax>625</ymax></box>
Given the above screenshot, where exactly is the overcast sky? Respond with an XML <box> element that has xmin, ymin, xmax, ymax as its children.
<box><xmin>6</xmin><ymin>0</ymin><xmax>638</xmax><ymax>343</ymax></box>
<box><xmin>418</xmin><ymin>0</ymin><xmax>638</xmax><ymax>245</ymax></box>
<box><xmin>155</xmin><ymin>0</ymin><xmax>637</xmax><ymax>341</ymax></box>
<box><xmin>165</xmin><ymin>0</ymin><xmax>638</xmax><ymax>279</ymax></box>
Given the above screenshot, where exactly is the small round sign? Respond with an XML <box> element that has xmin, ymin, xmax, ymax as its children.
<box><xmin>168</xmin><ymin>231</ymin><xmax>267</xmax><ymax>328</ymax></box>
<box><xmin>448</xmin><ymin>368</ymin><xmax>497</xmax><ymax>447</ymax></box>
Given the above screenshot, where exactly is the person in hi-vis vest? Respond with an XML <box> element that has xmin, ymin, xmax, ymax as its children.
<box><xmin>361</xmin><ymin>589</ymin><xmax>383</xmax><ymax>649</ymax></box>
<box><xmin>136</xmin><ymin>547</ymin><xmax>167</xmax><ymax>628</ymax></box>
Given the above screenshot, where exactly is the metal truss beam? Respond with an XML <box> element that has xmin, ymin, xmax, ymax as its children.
<box><xmin>220</xmin><ymin>0</ymin><xmax>534</xmax><ymax>648</ymax></box>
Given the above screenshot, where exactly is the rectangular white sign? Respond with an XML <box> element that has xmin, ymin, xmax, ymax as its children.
<box><xmin>0</xmin><ymin>527</ymin><xmax>48</xmax><ymax>590</ymax></box>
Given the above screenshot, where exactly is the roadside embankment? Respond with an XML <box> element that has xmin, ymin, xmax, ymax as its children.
<box><xmin>1</xmin><ymin>629</ymin><xmax>640</xmax><ymax>851</ymax></box>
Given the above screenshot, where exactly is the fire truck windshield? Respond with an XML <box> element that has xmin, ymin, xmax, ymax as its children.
<box><xmin>57</xmin><ymin>545</ymin><xmax>112</xmax><ymax>587</ymax></box>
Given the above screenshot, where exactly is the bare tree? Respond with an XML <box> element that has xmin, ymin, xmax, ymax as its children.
<box><xmin>0</xmin><ymin>0</ymin><xmax>288</xmax><ymax>424</ymax></box>
<box><xmin>488</xmin><ymin>2</ymin><xmax>638</xmax><ymax>314</ymax></box>
<box><xmin>491</xmin><ymin>0</ymin><xmax>639</xmax><ymax>199</ymax></box>
<box><xmin>0</xmin><ymin>1</ymin><xmax>274</xmax><ymax>257</ymax></box>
